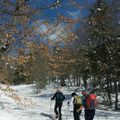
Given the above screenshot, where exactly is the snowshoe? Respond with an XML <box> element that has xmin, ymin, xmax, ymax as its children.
<box><xmin>58</xmin><ymin>115</ymin><xmax>62</xmax><ymax>120</ymax></box>
<box><xmin>55</xmin><ymin>115</ymin><xmax>59</xmax><ymax>119</ymax></box>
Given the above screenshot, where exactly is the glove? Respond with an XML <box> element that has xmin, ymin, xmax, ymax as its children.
<box><xmin>51</xmin><ymin>97</ymin><xmax>54</xmax><ymax>100</ymax></box>
<box><xmin>67</xmin><ymin>101</ymin><xmax>70</xmax><ymax>106</ymax></box>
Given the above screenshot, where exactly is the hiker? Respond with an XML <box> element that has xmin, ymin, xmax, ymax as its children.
<box><xmin>70</xmin><ymin>92</ymin><xmax>83</xmax><ymax>120</ymax></box>
<box><xmin>51</xmin><ymin>89</ymin><xmax>65</xmax><ymax>120</ymax></box>
<box><xmin>82</xmin><ymin>91</ymin><xmax>97</xmax><ymax>120</ymax></box>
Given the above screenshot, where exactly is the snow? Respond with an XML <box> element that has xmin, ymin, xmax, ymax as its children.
<box><xmin>96</xmin><ymin>8</ymin><xmax>102</xmax><ymax>11</ymax></box>
<box><xmin>0</xmin><ymin>84</ymin><xmax>120</xmax><ymax>120</ymax></box>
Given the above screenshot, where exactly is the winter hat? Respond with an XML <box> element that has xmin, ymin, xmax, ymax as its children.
<box><xmin>71</xmin><ymin>92</ymin><xmax>76</xmax><ymax>97</ymax></box>
<box><xmin>56</xmin><ymin>89</ymin><xmax>61</xmax><ymax>92</ymax></box>
<box><xmin>82</xmin><ymin>91</ymin><xmax>87</xmax><ymax>95</ymax></box>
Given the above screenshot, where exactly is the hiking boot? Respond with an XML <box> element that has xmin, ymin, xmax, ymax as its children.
<box><xmin>55</xmin><ymin>115</ymin><xmax>59</xmax><ymax>118</ymax></box>
<box><xmin>59</xmin><ymin>117</ymin><xmax>62</xmax><ymax>120</ymax></box>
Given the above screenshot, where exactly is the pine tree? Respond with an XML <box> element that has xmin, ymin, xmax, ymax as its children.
<box><xmin>86</xmin><ymin>0</ymin><xmax>113</xmax><ymax>106</ymax></box>
<box><xmin>86</xmin><ymin>0</ymin><xmax>120</xmax><ymax>109</ymax></box>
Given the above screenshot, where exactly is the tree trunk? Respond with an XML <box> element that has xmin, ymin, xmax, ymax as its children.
<box><xmin>114</xmin><ymin>80</ymin><xmax>119</xmax><ymax>110</ymax></box>
<box><xmin>60</xmin><ymin>76</ymin><xmax>65</xmax><ymax>86</ymax></box>
<box><xmin>109</xmin><ymin>78</ymin><xmax>113</xmax><ymax>93</ymax></box>
<box><xmin>77</xmin><ymin>77</ymin><xmax>79</xmax><ymax>86</ymax></box>
<box><xmin>106</xmin><ymin>74</ymin><xmax>112</xmax><ymax>107</ymax></box>
<box><xmin>68</xmin><ymin>75</ymin><xmax>73</xmax><ymax>86</ymax></box>
<box><xmin>73</xmin><ymin>76</ymin><xmax>75</xmax><ymax>86</ymax></box>
<box><xmin>79</xmin><ymin>77</ymin><xmax>81</xmax><ymax>87</ymax></box>
<box><xmin>83</xmin><ymin>76</ymin><xmax>87</xmax><ymax>89</ymax></box>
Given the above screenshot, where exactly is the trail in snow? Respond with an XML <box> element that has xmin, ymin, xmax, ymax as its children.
<box><xmin>0</xmin><ymin>84</ymin><xmax>120</xmax><ymax>120</ymax></box>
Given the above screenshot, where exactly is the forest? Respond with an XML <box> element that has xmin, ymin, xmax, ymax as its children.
<box><xmin>0</xmin><ymin>0</ymin><xmax>120</xmax><ymax>110</ymax></box>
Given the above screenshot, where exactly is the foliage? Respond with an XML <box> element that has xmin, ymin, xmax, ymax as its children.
<box><xmin>13</xmin><ymin>65</ymin><xmax>27</xmax><ymax>85</ymax></box>
<box><xmin>79</xmin><ymin>0</ymin><xmax>120</xmax><ymax>109</ymax></box>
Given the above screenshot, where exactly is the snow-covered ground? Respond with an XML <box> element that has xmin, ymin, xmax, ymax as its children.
<box><xmin>0</xmin><ymin>84</ymin><xmax>120</xmax><ymax>120</ymax></box>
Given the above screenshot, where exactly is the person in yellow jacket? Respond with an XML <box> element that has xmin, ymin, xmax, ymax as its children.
<box><xmin>70</xmin><ymin>92</ymin><xmax>83</xmax><ymax>120</ymax></box>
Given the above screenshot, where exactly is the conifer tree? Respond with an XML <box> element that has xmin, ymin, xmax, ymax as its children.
<box><xmin>86</xmin><ymin>0</ymin><xmax>120</xmax><ymax>109</ymax></box>
<box><xmin>86</xmin><ymin>0</ymin><xmax>113</xmax><ymax>106</ymax></box>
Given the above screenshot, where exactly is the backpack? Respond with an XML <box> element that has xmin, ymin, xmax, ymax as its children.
<box><xmin>56</xmin><ymin>92</ymin><xmax>65</xmax><ymax>101</ymax></box>
<box><xmin>74</xmin><ymin>95</ymin><xmax>82</xmax><ymax>105</ymax></box>
<box><xmin>86</xmin><ymin>94</ymin><xmax>97</xmax><ymax>109</ymax></box>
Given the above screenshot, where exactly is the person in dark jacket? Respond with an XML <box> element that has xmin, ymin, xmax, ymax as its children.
<box><xmin>51</xmin><ymin>89</ymin><xmax>65</xmax><ymax>120</ymax></box>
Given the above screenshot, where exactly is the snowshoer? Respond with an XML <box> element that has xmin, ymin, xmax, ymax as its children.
<box><xmin>71</xmin><ymin>92</ymin><xmax>83</xmax><ymax>120</ymax></box>
<box><xmin>51</xmin><ymin>89</ymin><xmax>65</xmax><ymax>120</ymax></box>
<box><xmin>82</xmin><ymin>91</ymin><xmax>97</xmax><ymax>120</ymax></box>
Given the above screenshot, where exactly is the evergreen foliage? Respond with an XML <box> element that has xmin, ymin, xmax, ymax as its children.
<box><xmin>13</xmin><ymin>65</ymin><xmax>27</xmax><ymax>85</ymax></box>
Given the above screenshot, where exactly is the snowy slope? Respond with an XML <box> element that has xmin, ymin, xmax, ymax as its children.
<box><xmin>0</xmin><ymin>84</ymin><xmax>120</xmax><ymax>120</ymax></box>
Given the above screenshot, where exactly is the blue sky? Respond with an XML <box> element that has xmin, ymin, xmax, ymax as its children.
<box><xmin>0</xmin><ymin>0</ymin><xmax>96</xmax><ymax>50</ymax></box>
<box><xmin>30</xmin><ymin>0</ymin><xmax>95</xmax><ymax>20</ymax></box>
<box><xmin>0</xmin><ymin>0</ymin><xmax>96</xmax><ymax>24</ymax></box>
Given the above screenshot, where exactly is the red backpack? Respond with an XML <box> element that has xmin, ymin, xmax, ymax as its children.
<box><xmin>86</xmin><ymin>93</ymin><xmax>97</xmax><ymax>109</ymax></box>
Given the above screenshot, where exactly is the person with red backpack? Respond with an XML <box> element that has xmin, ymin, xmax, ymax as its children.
<box><xmin>82</xmin><ymin>91</ymin><xmax>97</xmax><ymax>120</ymax></box>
